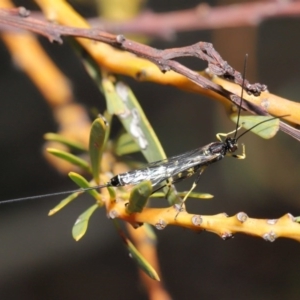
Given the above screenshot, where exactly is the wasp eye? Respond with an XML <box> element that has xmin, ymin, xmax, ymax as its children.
<box><xmin>229</xmin><ymin>145</ymin><xmax>238</xmax><ymax>152</ymax></box>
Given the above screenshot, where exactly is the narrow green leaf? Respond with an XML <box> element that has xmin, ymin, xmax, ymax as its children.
<box><xmin>102</xmin><ymin>78</ymin><xmax>127</xmax><ymax>115</ymax></box>
<box><xmin>114</xmin><ymin>81</ymin><xmax>166</xmax><ymax>162</ymax></box>
<box><xmin>126</xmin><ymin>181</ymin><xmax>152</xmax><ymax>214</ymax></box>
<box><xmin>44</xmin><ymin>133</ymin><xmax>86</xmax><ymax>151</ymax></box>
<box><xmin>68</xmin><ymin>172</ymin><xmax>103</xmax><ymax>204</ymax></box>
<box><xmin>47</xmin><ymin>148</ymin><xmax>91</xmax><ymax>172</ymax></box>
<box><xmin>48</xmin><ymin>192</ymin><xmax>80</xmax><ymax>216</ymax></box>
<box><xmin>126</xmin><ymin>236</ymin><xmax>160</xmax><ymax>281</ymax></box>
<box><xmin>73</xmin><ymin>39</ymin><xmax>103</xmax><ymax>92</ymax></box>
<box><xmin>76</xmin><ymin>45</ymin><xmax>165</xmax><ymax>160</ymax></box>
<box><xmin>89</xmin><ymin>116</ymin><xmax>109</xmax><ymax>183</ymax></box>
<box><xmin>231</xmin><ymin>115</ymin><xmax>280</xmax><ymax>139</ymax></box>
<box><xmin>72</xmin><ymin>204</ymin><xmax>99</xmax><ymax>241</ymax></box>
<box><xmin>103</xmin><ymin>110</ymin><xmax>113</xmax><ymax>131</ymax></box>
<box><xmin>113</xmin><ymin>221</ymin><xmax>159</xmax><ymax>281</ymax></box>
<box><xmin>114</xmin><ymin>132</ymin><xmax>140</xmax><ymax>156</ymax></box>
<box><xmin>107</xmin><ymin>186</ymin><xmax>116</xmax><ymax>203</ymax></box>
<box><xmin>178</xmin><ymin>192</ymin><xmax>213</xmax><ymax>199</ymax></box>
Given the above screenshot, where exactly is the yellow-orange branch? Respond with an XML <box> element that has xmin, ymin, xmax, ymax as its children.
<box><xmin>108</xmin><ymin>200</ymin><xmax>300</xmax><ymax>243</ymax></box>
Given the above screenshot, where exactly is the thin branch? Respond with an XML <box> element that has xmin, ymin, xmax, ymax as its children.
<box><xmin>89</xmin><ymin>1</ymin><xmax>300</xmax><ymax>40</ymax></box>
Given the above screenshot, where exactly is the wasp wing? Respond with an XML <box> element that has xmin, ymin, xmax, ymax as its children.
<box><xmin>118</xmin><ymin>142</ymin><xmax>221</xmax><ymax>187</ymax></box>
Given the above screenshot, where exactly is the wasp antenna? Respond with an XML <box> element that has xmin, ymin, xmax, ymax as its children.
<box><xmin>234</xmin><ymin>54</ymin><xmax>248</xmax><ymax>139</ymax></box>
<box><xmin>0</xmin><ymin>183</ymin><xmax>111</xmax><ymax>205</ymax></box>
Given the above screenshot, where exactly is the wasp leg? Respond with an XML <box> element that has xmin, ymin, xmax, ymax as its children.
<box><xmin>227</xmin><ymin>143</ymin><xmax>246</xmax><ymax>159</ymax></box>
<box><xmin>151</xmin><ymin>177</ymin><xmax>173</xmax><ymax>195</ymax></box>
<box><xmin>175</xmin><ymin>166</ymin><xmax>206</xmax><ymax>219</ymax></box>
<box><xmin>216</xmin><ymin>124</ymin><xmax>243</xmax><ymax>142</ymax></box>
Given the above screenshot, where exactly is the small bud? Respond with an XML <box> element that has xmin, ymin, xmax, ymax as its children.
<box><xmin>236</xmin><ymin>212</ymin><xmax>248</xmax><ymax>223</ymax></box>
<box><xmin>263</xmin><ymin>231</ymin><xmax>276</xmax><ymax>242</ymax></box>
<box><xmin>192</xmin><ymin>215</ymin><xmax>203</xmax><ymax>226</ymax></box>
<box><xmin>267</xmin><ymin>219</ymin><xmax>277</xmax><ymax>225</ymax></box>
<box><xmin>108</xmin><ymin>210</ymin><xmax>118</xmax><ymax>219</ymax></box>
<box><xmin>221</xmin><ymin>232</ymin><xmax>233</xmax><ymax>240</ymax></box>
<box><xmin>116</xmin><ymin>34</ymin><xmax>126</xmax><ymax>44</ymax></box>
<box><xmin>155</xmin><ymin>219</ymin><xmax>166</xmax><ymax>230</ymax></box>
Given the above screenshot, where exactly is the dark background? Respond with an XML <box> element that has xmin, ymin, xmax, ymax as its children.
<box><xmin>1</xmin><ymin>1</ymin><xmax>300</xmax><ymax>299</ymax></box>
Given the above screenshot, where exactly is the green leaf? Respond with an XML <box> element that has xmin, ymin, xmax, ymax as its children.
<box><xmin>48</xmin><ymin>192</ymin><xmax>80</xmax><ymax>216</ymax></box>
<box><xmin>178</xmin><ymin>192</ymin><xmax>213</xmax><ymax>199</ymax></box>
<box><xmin>102</xmin><ymin>78</ymin><xmax>128</xmax><ymax>115</ymax></box>
<box><xmin>126</xmin><ymin>181</ymin><xmax>152</xmax><ymax>214</ymax></box>
<box><xmin>114</xmin><ymin>221</ymin><xmax>159</xmax><ymax>281</ymax></box>
<box><xmin>72</xmin><ymin>204</ymin><xmax>99</xmax><ymax>241</ymax></box>
<box><xmin>114</xmin><ymin>132</ymin><xmax>140</xmax><ymax>156</ymax></box>
<box><xmin>89</xmin><ymin>116</ymin><xmax>109</xmax><ymax>183</ymax></box>
<box><xmin>76</xmin><ymin>44</ymin><xmax>165</xmax><ymax>160</ymax></box>
<box><xmin>114</xmin><ymin>81</ymin><xmax>166</xmax><ymax>162</ymax></box>
<box><xmin>231</xmin><ymin>115</ymin><xmax>280</xmax><ymax>139</ymax></box>
<box><xmin>68</xmin><ymin>172</ymin><xmax>103</xmax><ymax>204</ymax></box>
<box><xmin>44</xmin><ymin>133</ymin><xmax>86</xmax><ymax>151</ymax></box>
<box><xmin>107</xmin><ymin>186</ymin><xmax>116</xmax><ymax>203</ymax></box>
<box><xmin>126</xmin><ymin>237</ymin><xmax>160</xmax><ymax>281</ymax></box>
<box><xmin>47</xmin><ymin>148</ymin><xmax>91</xmax><ymax>172</ymax></box>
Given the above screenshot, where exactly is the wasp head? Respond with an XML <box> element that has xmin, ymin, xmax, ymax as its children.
<box><xmin>226</xmin><ymin>137</ymin><xmax>238</xmax><ymax>153</ymax></box>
